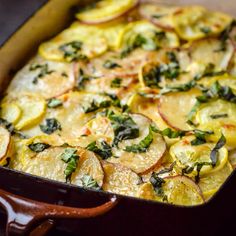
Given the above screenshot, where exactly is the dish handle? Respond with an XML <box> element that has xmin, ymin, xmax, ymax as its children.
<box><xmin>0</xmin><ymin>188</ymin><xmax>118</xmax><ymax>236</ymax></box>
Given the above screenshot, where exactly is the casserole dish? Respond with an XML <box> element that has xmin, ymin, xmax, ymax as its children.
<box><xmin>1</xmin><ymin>0</ymin><xmax>236</xmax><ymax>235</ymax></box>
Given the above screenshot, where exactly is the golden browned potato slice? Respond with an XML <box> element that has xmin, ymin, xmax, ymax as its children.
<box><xmin>189</xmin><ymin>38</ymin><xmax>234</xmax><ymax>71</ymax></box>
<box><xmin>102</xmin><ymin>161</ymin><xmax>141</xmax><ymax>197</ymax></box>
<box><xmin>172</xmin><ymin>6</ymin><xmax>232</xmax><ymax>41</ymax></box>
<box><xmin>139</xmin><ymin>3</ymin><xmax>180</xmax><ymax>30</ymax></box>
<box><xmin>7</xmin><ymin>56</ymin><xmax>75</xmax><ymax>99</ymax></box>
<box><xmin>198</xmin><ymin>162</ymin><xmax>233</xmax><ymax>200</ymax></box>
<box><xmin>138</xmin><ymin>175</ymin><xmax>204</xmax><ymax>206</ymax></box>
<box><xmin>0</xmin><ymin>126</ymin><xmax>12</xmax><ymax>165</ymax></box>
<box><xmin>3</xmin><ymin>94</ymin><xmax>46</xmax><ymax>131</ymax></box>
<box><xmin>170</xmin><ymin>136</ymin><xmax>228</xmax><ymax>176</ymax></box>
<box><xmin>196</xmin><ymin>99</ymin><xmax>236</xmax><ymax>148</ymax></box>
<box><xmin>76</xmin><ymin>0</ymin><xmax>138</xmax><ymax>24</ymax></box>
<box><xmin>128</xmin><ymin>93</ymin><xmax>169</xmax><ymax>130</ymax></box>
<box><xmin>108</xmin><ymin>114</ymin><xmax>166</xmax><ymax>174</ymax></box>
<box><xmin>0</xmin><ymin>103</ymin><xmax>21</xmax><ymax>125</ymax></box>
<box><xmin>158</xmin><ymin>88</ymin><xmax>201</xmax><ymax>130</ymax></box>
<box><xmin>39</xmin><ymin>22</ymin><xmax>108</xmax><ymax>62</ymax></box>
<box><xmin>71</xmin><ymin>150</ymin><xmax>104</xmax><ymax>188</ymax></box>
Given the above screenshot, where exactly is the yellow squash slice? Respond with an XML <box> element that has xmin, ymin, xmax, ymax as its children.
<box><xmin>7</xmin><ymin>56</ymin><xmax>75</xmax><ymax>99</ymax></box>
<box><xmin>0</xmin><ymin>103</ymin><xmax>21</xmax><ymax>125</ymax></box>
<box><xmin>229</xmin><ymin>149</ymin><xmax>236</xmax><ymax>168</ymax></box>
<box><xmin>0</xmin><ymin>126</ymin><xmax>12</xmax><ymax>165</ymax></box>
<box><xmin>76</xmin><ymin>0</ymin><xmax>138</xmax><ymax>24</ymax></box>
<box><xmin>158</xmin><ymin>88</ymin><xmax>201</xmax><ymax>130</ymax></box>
<box><xmin>138</xmin><ymin>176</ymin><xmax>204</xmax><ymax>206</ymax></box>
<box><xmin>172</xmin><ymin>6</ymin><xmax>232</xmax><ymax>41</ymax></box>
<box><xmin>120</xmin><ymin>20</ymin><xmax>179</xmax><ymax>51</ymax></box>
<box><xmin>196</xmin><ymin>99</ymin><xmax>236</xmax><ymax>148</ymax></box>
<box><xmin>139</xmin><ymin>3</ymin><xmax>179</xmax><ymax>30</ymax></box>
<box><xmin>198</xmin><ymin>162</ymin><xmax>233</xmax><ymax>200</ymax></box>
<box><xmin>39</xmin><ymin>22</ymin><xmax>108</xmax><ymax>62</ymax></box>
<box><xmin>170</xmin><ymin>136</ymin><xmax>228</xmax><ymax>176</ymax></box>
<box><xmin>102</xmin><ymin>161</ymin><xmax>141</xmax><ymax>197</ymax></box>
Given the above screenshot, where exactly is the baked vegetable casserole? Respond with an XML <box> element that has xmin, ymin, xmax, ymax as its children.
<box><xmin>1</xmin><ymin>0</ymin><xmax>236</xmax><ymax>206</ymax></box>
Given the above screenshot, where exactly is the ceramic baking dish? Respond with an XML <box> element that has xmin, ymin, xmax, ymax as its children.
<box><xmin>0</xmin><ymin>0</ymin><xmax>236</xmax><ymax>235</ymax></box>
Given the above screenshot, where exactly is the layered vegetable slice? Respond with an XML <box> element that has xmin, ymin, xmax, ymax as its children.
<box><xmin>76</xmin><ymin>0</ymin><xmax>138</xmax><ymax>24</ymax></box>
<box><xmin>169</xmin><ymin>136</ymin><xmax>228</xmax><ymax>177</ymax></box>
<box><xmin>0</xmin><ymin>126</ymin><xmax>13</xmax><ymax>165</ymax></box>
<box><xmin>7</xmin><ymin>56</ymin><xmax>75</xmax><ymax>99</ymax></box>
<box><xmin>172</xmin><ymin>6</ymin><xmax>232</xmax><ymax>41</ymax></box>
<box><xmin>39</xmin><ymin>22</ymin><xmax>108</xmax><ymax>62</ymax></box>
<box><xmin>0</xmin><ymin>103</ymin><xmax>21</xmax><ymax>125</ymax></box>
<box><xmin>102</xmin><ymin>161</ymin><xmax>141</xmax><ymax>197</ymax></box>
<box><xmin>158</xmin><ymin>88</ymin><xmax>202</xmax><ymax>130</ymax></box>
<box><xmin>139</xmin><ymin>3</ymin><xmax>179</xmax><ymax>30</ymax></box>
<box><xmin>138</xmin><ymin>176</ymin><xmax>204</xmax><ymax>206</ymax></box>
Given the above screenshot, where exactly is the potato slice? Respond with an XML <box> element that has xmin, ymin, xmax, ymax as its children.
<box><xmin>198</xmin><ymin>162</ymin><xmax>233</xmax><ymax>200</ymax></box>
<box><xmin>172</xmin><ymin>6</ymin><xmax>232</xmax><ymax>41</ymax></box>
<box><xmin>0</xmin><ymin>103</ymin><xmax>21</xmax><ymax>125</ymax></box>
<box><xmin>102</xmin><ymin>161</ymin><xmax>141</xmax><ymax>197</ymax></box>
<box><xmin>76</xmin><ymin>0</ymin><xmax>138</xmax><ymax>24</ymax></box>
<box><xmin>158</xmin><ymin>88</ymin><xmax>201</xmax><ymax>130</ymax></box>
<box><xmin>139</xmin><ymin>3</ymin><xmax>179</xmax><ymax>30</ymax></box>
<box><xmin>128</xmin><ymin>93</ymin><xmax>169</xmax><ymax>130</ymax></box>
<box><xmin>138</xmin><ymin>176</ymin><xmax>204</xmax><ymax>206</ymax></box>
<box><xmin>189</xmin><ymin>38</ymin><xmax>234</xmax><ymax>71</ymax></box>
<box><xmin>169</xmin><ymin>136</ymin><xmax>228</xmax><ymax>176</ymax></box>
<box><xmin>71</xmin><ymin>150</ymin><xmax>104</xmax><ymax>188</ymax></box>
<box><xmin>120</xmin><ymin>20</ymin><xmax>179</xmax><ymax>51</ymax></box>
<box><xmin>196</xmin><ymin>99</ymin><xmax>236</xmax><ymax>148</ymax></box>
<box><xmin>39</xmin><ymin>22</ymin><xmax>108</xmax><ymax>62</ymax></box>
<box><xmin>7</xmin><ymin>56</ymin><xmax>75</xmax><ymax>99</ymax></box>
<box><xmin>108</xmin><ymin>114</ymin><xmax>166</xmax><ymax>174</ymax></box>
<box><xmin>3</xmin><ymin>94</ymin><xmax>46</xmax><ymax>131</ymax></box>
<box><xmin>0</xmin><ymin>126</ymin><xmax>12</xmax><ymax>165</ymax></box>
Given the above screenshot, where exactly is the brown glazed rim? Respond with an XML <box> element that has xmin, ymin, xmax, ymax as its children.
<box><xmin>0</xmin><ymin>188</ymin><xmax>118</xmax><ymax>236</ymax></box>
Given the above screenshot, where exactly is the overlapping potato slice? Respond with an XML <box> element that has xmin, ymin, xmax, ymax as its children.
<box><xmin>172</xmin><ymin>6</ymin><xmax>232</xmax><ymax>41</ymax></box>
<box><xmin>139</xmin><ymin>3</ymin><xmax>179</xmax><ymax>30</ymax></box>
<box><xmin>138</xmin><ymin>176</ymin><xmax>204</xmax><ymax>206</ymax></box>
<box><xmin>76</xmin><ymin>0</ymin><xmax>138</xmax><ymax>24</ymax></box>
<box><xmin>39</xmin><ymin>22</ymin><xmax>108</xmax><ymax>62</ymax></box>
<box><xmin>128</xmin><ymin>93</ymin><xmax>169</xmax><ymax>130</ymax></box>
<box><xmin>102</xmin><ymin>161</ymin><xmax>141</xmax><ymax>197</ymax></box>
<box><xmin>0</xmin><ymin>103</ymin><xmax>21</xmax><ymax>125</ymax></box>
<box><xmin>198</xmin><ymin>162</ymin><xmax>233</xmax><ymax>200</ymax></box>
<box><xmin>82</xmin><ymin>49</ymin><xmax>167</xmax><ymax>79</ymax></box>
<box><xmin>0</xmin><ymin>126</ymin><xmax>13</xmax><ymax>165</ymax></box>
<box><xmin>189</xmin><ymin>38</ymin><xmax>234</xmax><ymax>71</ymax></box>
<box><xmin>158</xmin><ymin>88</ymin><xmax>201</xmax><ymax>130</ymax></box>
<box><xmin>170</xmin><ymin>136</ymin><xmax>228</xmax><ymax>176</ymax></box>
<box><xmin>120</xmin><ymin>20</ymin><xmax>179</xmax><ymax>51</ymax></box>
<box><xmin>196</xmin><ymin>99</ymin><xmax>236</xmax><ymax>148</ymax></box>
<box><xmin>3</xmin><ymin>94</ymin><xmax>46</xmax><ymax>131</ymax></box>
<box><xmin>7</xmin><ymin>56</ymin><xmax>75</xmax><ymax>99</ymax></box>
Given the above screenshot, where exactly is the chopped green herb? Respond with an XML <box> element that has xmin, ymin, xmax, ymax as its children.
<box><xmin>103</xmin><ymin>60</ymin><xmax>121</xmax><ymax>69</ymax></box>
<box><xmin>40</xmin><ymin>118</ymin><xmax>61</xmax><ymax>134</ymax></box>
<box><xmin>47</xmin><ymin>98</ymin><xmax>63</xmax><ymax>108</ymax></box>
<box><xmin>150</xmin><ymin>172</ymin><xmax>167</xmax><ymax>200</ymax></box>
<box><xmin>61</xmin><ymin>72</ymin><xmax>68</xmax><ymax>77</ymax></box>
<box><xmin>110</xmin><ymin>78</ymin><xmax>122</xmax><ymax>88</ymax></box>
<box><xmin>29</xmin><ymin>63</ymin><xmax>54</xmax><ymax>84</ymax></box>
<box><xmin>77</xmin><ymin>68</ymin><xmax>93</xmax><ymax>90</ymax></box>
<box><xmin>124</xmin><ymin>126</ymin><xmax>153</xmax><ymax>153</ymax></box>
<box><xmin>80</xmin><ymin>174</ymin><xmax>101</xmax><ymax>190</ymax></box>
<box><xmin>83</xmin><ymin>100</ymin><xmax>111</xmax><ymax>113</ymax></box>
<box><xmin>151</xmin><ymin>125</ymin><xmax>186</xmax><ymax>138</ymax></box>
<box><xmin>143</xmin><ymin>65</ymin><xmax>162</xmax><ymax>88</ymax></box>
<box><xmin>166</xmin><ymin>80</ymin><xmax>196</xmax><ymax>92</ymax></box>
<box><xmin>59</xmin><ymin>41</ymin><xmax>87</xmax><ymax>62</ymax></box>
<box><xmin>108</xmin><ymin>113</ymin><xmax>139</xmax><ymax>146</ymax></box>
<box><xmin>200</xmin><ymin>26</ymin><xmax>211</xmax><ymax>34</ymax></box>
<box><xmin>152</xmin><ymin>14</ymin><xmax>166</xmax><ymax>19</ymax></box>
<box><xmin>155</xmin><ymin>162</ymin><xmax>176</xmax><ymax>176</ymax></box>
<box><xmin>210</xmin><ymin>113</ymin><xmax>228</xmax><ymax>119</ymax></box>
<box><xmin>28</xmin><ymin>143</ymin><xmax>51</xmax><ymax>153</ymax></box>
<box><xmin>61</xmin><ymin>148</ymin><xmax>79</xmax><ymax>181</ymax></box>
<box><xmin>191</xmin><ymin>130</ymin><xmax>214</xmax><ymax>146</ymax></box>
<box><xmin>86</xmin><ymin>140</ymin><xmax>112</xmax><ymax>159</ymax></box>
<box><xmin>210</xmin><ymin>134</ymin><xmax>226</xmax><ymax>167</ymax></box>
